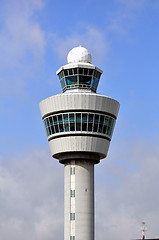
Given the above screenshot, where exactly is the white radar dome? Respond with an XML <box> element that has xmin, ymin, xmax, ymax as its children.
<box><xmin>67</xmin><ymin>46</ymin><xmax>92</xmax><ymax>64</ymax></box>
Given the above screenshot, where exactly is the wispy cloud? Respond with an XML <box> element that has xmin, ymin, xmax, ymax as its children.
<box><xmin>51</xmin><ymin>26</ymin><xmax>108</xmax><ymax>66</ymax></box>
<box><xmin>108</xmin><ymin>0</ymin><xmax>147</xmax><ymax>36</ymax></box>
<box><xmin>0</xmin><ymin>0</ymin><xmax>46</xmax><ymax>99</ymax></box>
<box><xmin>0</xmin><ymin>0</ymin><xmax>45</xmax><ymax>67</ymax></box>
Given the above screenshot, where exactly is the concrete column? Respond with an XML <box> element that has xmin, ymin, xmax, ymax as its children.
<box><xmin>64</xmin><ymin>158</ymin><xmax>95</xmax><ymax>240</ymax></box>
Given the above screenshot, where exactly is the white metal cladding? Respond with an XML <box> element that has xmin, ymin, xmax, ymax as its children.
<box><xmin>39</xmin><ymin>93</ymin><xmax>119</xmax><ymax>160</ymax></box>
<box><xmin>56</xmin><ymin>62</ymin><xmax>103</xmax><ymax>75</ymax></box>
<box><xmin>39</xmin><ymin>92</ymin><xmax>120</xmax><ymax>119</ymax></box>
<box><xmin>48</xmin><ymin>135</ymin><xmax>110</xmax><ymax>159</ymax></box>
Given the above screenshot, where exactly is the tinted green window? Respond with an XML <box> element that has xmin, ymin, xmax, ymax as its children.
<box><xmin>57</xmin><ymin>115</ymin><xmax>62</xmax><ymax>123</ymax></box>
<box><xmin>73</xmin><ymin>68</ymin><xmax>77</xmax><ymax>74</ymax></box>
<box><xmin>99</xmin><ymin>115</ymin><xmax>104</xmax><ymax>124</ymax></box>
<box><xmin>69</xmin><ymin>113</ymin><xmax>74</xmax><ymax>122</ymax></box>
<box><xmin>94</xmin><ymin>70</ymin><xmax>98</xmax><ymax>78</ymax></box>
<box><xmin>58</xmin><ymin>72</ymin><xmax>62</xmax><ymax>80</ymax></box>
<box><xmin>109</xmin><ymin>118</ymin><xmax>114</xmax><ymax>128</ymax></box>
<box><xmin>44</xmin><ymin>119</ymin><xmax>47</xmax><ymax>128</ymax></box>
<box><xmin>79</xmin><ymin>68</ymin><xmax>83</xmax><ymax>74</ymax></box>
<box><xmin>84</xmin><ymin>68</ymin><xmax>88</xmax><ymax>75</ymax></box>
<box><xmin>79</xmin><ymin>75</ymin><xmax>91</xmax><ymax>85</ymax></box>
<box><xmin>88</xmin><ymin>123</ymin><xmax>93</xmax><ymax>131</ymax></box>
<box><xmin>54</xmin><ymin>125</ymin><xmax>59</xmax><ymax>133</ymax></box>
<box><xmin>106</xmin><ymin>127</ymin><xmax>111</xmax><ymax>136</ymax></box>
<box><xmin>104</xmin><ymin>116</ymin><xmax>109</xmax><ymax>125</ymax></box>
<box><xmin>48</xmin><ymin>126</ymin><xmax>51</xmax><ymax>135</ymax></box>
<box><xmin>53</xmin><ymin>116</ymin><xmax>57</xmax><ymax>124</ymax></box>
<box><xmin>93</xmin><ymin>123</ymin><xmax>98</xmax><ymax>132</ymax></box>
<box><xmin>103</xmin><ymin>125</ymin><xmax>107</xmax><ymax>134</ymax></box>
<box><xmin>76</xmin><ymin>122</ymin><xmax>81</xmax><ymax>131</ymax></box>
<box><xmin>94</xmin><ymin>114</ymin><xmax>99</xmax><ymax>123</ymax></box>
<box><xmin>92</xmin><ymin>77</ymin><xmax>99</xmax><ymax>89</ymax></box>
<box><xmin>60</xmin><ymin>78</ymin><xmax>66</xmax><ymax>89</ymax></box>
<box><xmin>66</xmin><ymin>76</ymin><xmax>77</xmax><ymax>85</ymax></box>
<box><xmin>44</xmin><ymin>112</ymin><xmax>115</xmax><ymax>137</ymax></box>
<box><xmin>97</xmin><ymin>72</ymin><xmax>101</xmax><ymax>79</ymax></box>
<box><xmin>59</xmin><ymin>124</ymin><xmax>64</xmax><ymax>132</ymax></box>
<box><xmin>88</xmin><ymin>114</ymin><xmax>93</xmax><ymax>122</ymax></box>
<box><xmin>82</xmin><ymin>113</ymin><xmax>87</xmax><ymax>122</ymax></box>
<box><xmin>76</xmin><ymin>113</ymin><xmax>81</xmax><ymax>122</ymax></box>
<box><xmin>88</xmin><ymin>69</ymin><xmax>93</xmax><ymax>75</ymax></box>
<box><xmin>98</xmin><ymin>124</ymin><xmax>103</xmax><ymax>133</ymax></box>
<box><xmin>63</xmin><ymin>114</ymin><xmax>68</xmax><ymax>122</ymax></box>
<box><xmin>64</xmin><ymin>123</ymin><xmax>69</xmax><ymax>131</ymax></box>
<box><xmin>46</xmin><ymin>127</ymin><xmax>49</xmax><ymax>136</ymax></box>
<box><xmin>68</xmin><ymin>69</ymin><xmax>73</xmax><ymax>75</ymax></box>
<box><xmin>59</xmin><ymin>71</ymin><xmax>64</xmax><ymax>79</ymax></box>
<box><xmin>64</xmin><ymin>69</ymin><xmax>68</xmax><ymax>76</ymax></box>
<box><xmin>46</xmin><ymin>118</ymin><xmax>49</xmax><ymax>126</ymax></box>
<box><xmin>50</xmin><ymin>126</ymin><xmax>54</xmax><ymax>134</ymax></box>
<box><xmin>70</xmin><ymin>123</ymin><xmax>75</xmax><ymax>131</ymax></box>
<box><xmin>82</xmin><ymin>123</ymin><xmax>87</xmax><ymax>131</ymax></box>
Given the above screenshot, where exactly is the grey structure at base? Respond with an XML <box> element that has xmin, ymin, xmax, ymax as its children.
<box><xmin>39</xmin><ymin>46</ymin><xmax>120</xmax><ymax>240</ymax></box>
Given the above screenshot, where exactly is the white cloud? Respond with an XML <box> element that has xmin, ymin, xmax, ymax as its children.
<box><xmin>96</xmin><ymin>138</ymin><xmax>159</xmax><ymax>240</ymax></box>
<box><xmin>118</xmin><ymin>0</ymin><xmax>146</xmax><ymax>9</ymax></box>
<box><xmin>51</xmin><ymin>26</ymin><xmax>108</xmax><ymax>66</ymax></box>
<box><xmin>0</xmin><ymin>0</ymin><xmax>46</xmax><ymax>99</ymax></box>
<box><xmin>0</xmin><ymin>147</ymin><xmax>63</xmax><ymax>240</ymax></box>
<box><xmin>1</xmin><ymin>138</ymin><xmax>159</xmax><ymax>240</ymax></box>
<box><xmin>0</xmin><ymin>0</ymin><xmax>45</xmax><ymax>67</ymax></box>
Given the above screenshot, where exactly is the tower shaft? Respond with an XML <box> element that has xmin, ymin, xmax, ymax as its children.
<box><xmin>64</xmin><ymin>158</ymin><xmax>94</xmax><ymax>240</ymax></box>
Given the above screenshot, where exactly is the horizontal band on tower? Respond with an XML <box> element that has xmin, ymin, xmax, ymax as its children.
<box><xmin>48</xmin><ymin>133</ymin><xmax>111</xmax><ymax>141</ymax></box>
<box><xmin>42</xmin><ymin>109</ymin><xmax>117</xmax><ymax>120</ymax></box>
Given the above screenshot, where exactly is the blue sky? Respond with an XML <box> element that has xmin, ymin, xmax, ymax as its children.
<box><xmin>0</xmin><ymin>0</ymin><xmax>159</xmax><ymax>239</ymax></box>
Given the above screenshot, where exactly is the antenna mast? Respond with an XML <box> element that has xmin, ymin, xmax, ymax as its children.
<box><xmin>141</xmin><ymin>222</ymin><xmax>146</xmax><ymax>240</ymax></box>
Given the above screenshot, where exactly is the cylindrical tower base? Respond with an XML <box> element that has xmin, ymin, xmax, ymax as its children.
<box><xmin>63</xmin><ymin>153</ymin><xmax>98</xmax><ymax>240</ymax></box>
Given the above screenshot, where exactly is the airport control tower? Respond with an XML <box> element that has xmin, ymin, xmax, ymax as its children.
<box><xmin>39</xmin><ymin>46</ymin><xmax>120</xmax><ymax>240</ymax></box>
